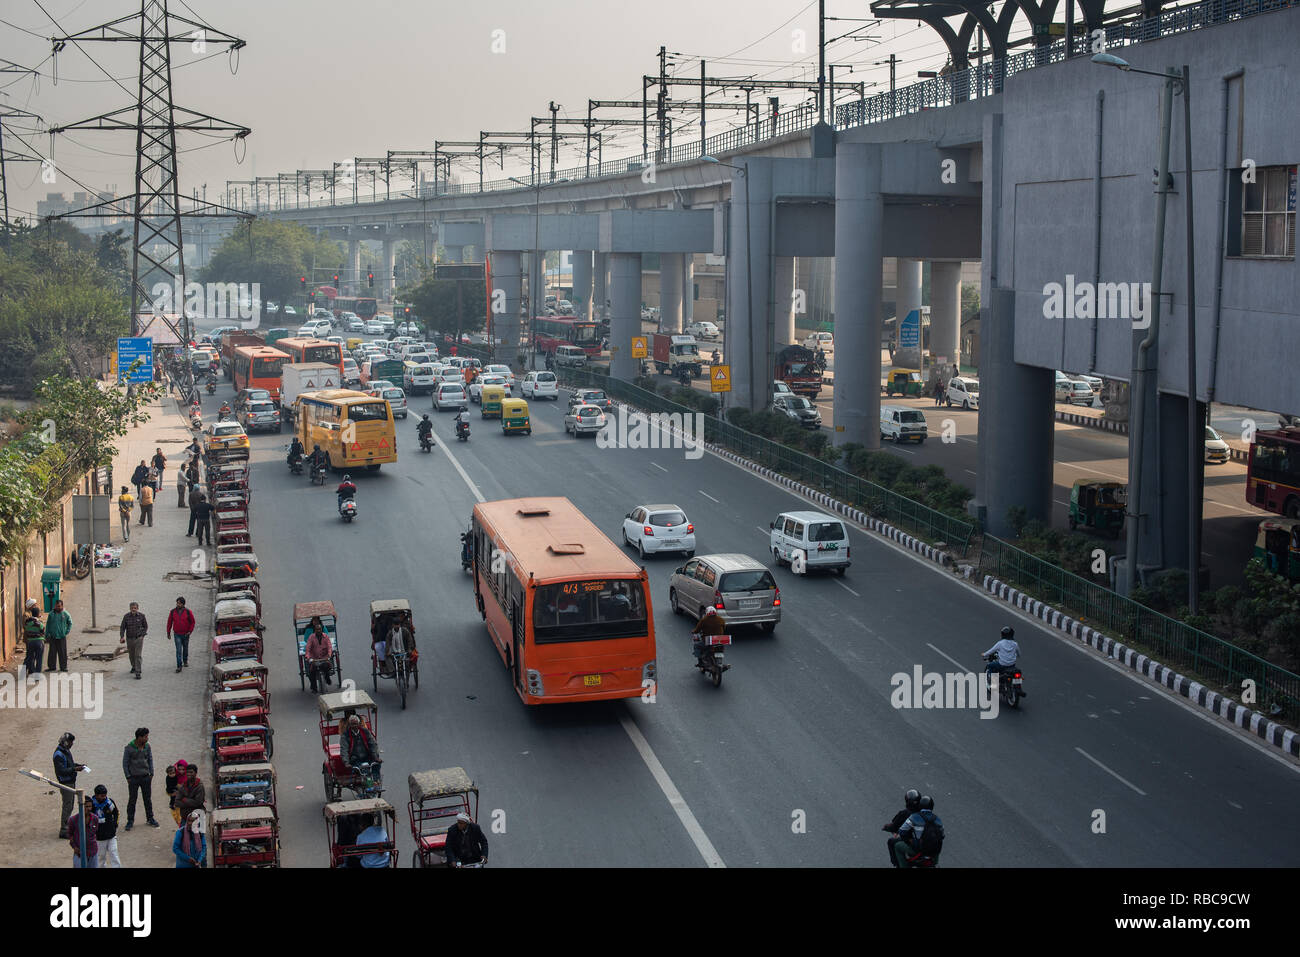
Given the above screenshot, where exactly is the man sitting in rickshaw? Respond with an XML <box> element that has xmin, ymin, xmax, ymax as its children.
<box><xmin>344</xmin><ymin>715</ymin><xmax>381</xmax><ymax>780</ymax></box>
<box><xmin>356</xmin><ymin>813</ymin><xmax>391</xmax><ymax>868</ymax></box>
<box><xmin>371</xmin><ymin>611</ymin><xmax>416</xmax><ymax>677</ymax></box>
<box><xmin>445</xmin><ymin>812</ymin><xmax>489</xmax><ymax>868</ymax></box>
<box><xmin>305</xmin><ymin>618</ymin><xmax>334</xmax><ymax>693</ymax></box>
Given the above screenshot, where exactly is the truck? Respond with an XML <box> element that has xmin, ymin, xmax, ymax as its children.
<box><xmin>652</xmin><ymin>333</ymin><xmax>702</xmax><ymax>378</ymax></box>
<box><xmin>280</xmin><ymin>362</ymin><xmax>341</xmax><ymax>427</ymax></box>
<box><xmin>362</xmin><ymin>356</ymin><xmax>405</xmax><ymax>388</ymax></box>
<box><xmin>774</xmin><ymin>344</ymin><xmax>822</xmax><ymax>399</ymax></box>
<box><xmin>220</xmin><ymin>332</ymin><xmax>264</xmax><ymax>378</ymax></box>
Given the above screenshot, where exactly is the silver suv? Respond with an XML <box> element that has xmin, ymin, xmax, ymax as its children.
<box><xmin>668</xmin><ymin>554</ymin><xmax>780</xmax><ymax>633</ymax></box>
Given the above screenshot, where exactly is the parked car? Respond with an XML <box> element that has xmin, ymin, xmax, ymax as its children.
<box><xmin>1073</xmin><ymin>373</ymin><xmax>1103</xmax><ymax>395</ymax></box>
<box><xmin>622</xmin><ymin>505</ymin><xmax>696</xmax><ymax>559</ymax></box>
<box><xmin>803</xmin><ymin>331</ymin><xmax>834</xmax><ymax>353</ymax></box>
<box><xmin>667</xmin><ymin>554</ymin><xmax>780</xmax><ymax>632</ymax></box>
<box><xmin>434</xmin><ymin>382</ymin><xmax>467</xmax><ymax>411</ymax></box>
<box><xmin>1066</xmin><ymin>380</ymin><xmax>1095</xmax><ymax>406</ymax></box>
<box><xmin>773</xmin><ymin>394</ymin><xmax>822</xmax><ymax>428</ymax></box>
<box><xmin>564</xmin><ymin>404</ymin><xmax>607</xmax><ymax>437</ymax></box>
<box><xmin>521</xmin><ymin>371</ymin><xmax>559</xmax><ymax>400</ymax></box>
<box><xmin>946</xmin><ymin>376</ymin><xmax>979</xmax><ymax>410</ymax></box>
<box><xmin>1054</xmin><ymin>370</ymin><xmax>1073</xmax><ymax>402</ymax></box>
<box><xmin>688</xmin><ymin>321</ymin><xmax>719</xmax><ymax>341</ymax></box>
<box><xmin>1205</xmin><ymin>425</ymin><xmax>1231</xmax><ymax>464</ymax></box>
<box><xmin>240</xmin><ymin>400</ymin><xmax>282</xmax><ymax>433</ymax></box>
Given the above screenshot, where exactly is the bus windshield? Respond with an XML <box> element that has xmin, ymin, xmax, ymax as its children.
<box><xmin>304</xmin><ymin>345</ymin><xmax>341</xmax><ymax>365</ymax></box>
<box><xmin>532</xmin><ymin>580</ymin><xmax>648</xmax><ymax>642</ymax></box>
<box><xmin>345</xmin><ymin>401</ymin><xmax>390</xmax><ymax>422</ymax></box>
<box><xmin>572</xmin><ymin>324</ymin><xmax>599</xmax><ymax>346</ymax></box>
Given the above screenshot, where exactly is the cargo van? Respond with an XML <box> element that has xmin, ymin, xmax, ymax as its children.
<box><xmin>880</xmin><ymin>404</ymin><xmax>928</xmax><ymax>443</ymax></box>
<box><xmin>554</xmin><ymin>345</ymin><xmax>588</xmax><ymax>368</ymax></box>
<box><xmin>769</xmin><ymin>511</ymin><xmax>851</xmax><ymax>574</ymax></box>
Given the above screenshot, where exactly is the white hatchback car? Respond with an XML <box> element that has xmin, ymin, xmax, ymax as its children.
<box><xmin>485</xmin><ymin>364</ymin><xmax>515</xmax><ymax>389</ymax></box>
<box><xmin>521</xmin><ymin>371</ymin><xmax>559</xmax><ymax>400</ymax></box>
<box><xmin>622</xmin><ymin>505</ymin><xmax>696</xmax><ymax>559</ymax></box>
<box><xmin>945</xmin><ymin>376</ymin><xmax>979</xmax><ymax>410</ymax></box>
<box><xmin>803</xmin><ymin>331</ymin><xmax>834</xmax><ymax>353</ymax></box>
<box><xmin>298</xmin><ymin>318</ymin><xmax>331</xmax><ymax>337</ymax></box>
<box><xmin>564</xmin><ymin>404</ymin><xmax>607</xmax><ymax>437</ymax></box>
<box><xmin>434</xmin><ymin>382</ymin><xmax>468</xmax><ymax>411</ymax></box>
<box><xmin>470</xmin><ymin>374</ymin><xmax>509</xmax><ymax>403</ymax></box>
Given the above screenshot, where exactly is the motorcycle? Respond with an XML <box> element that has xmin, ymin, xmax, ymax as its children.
<box><xmin>691</xmin><ymin>632</ymin><xmax>731</xmax><ymax>688</ymax></box>
<box><xmin>338</xmin><ymin>495</ymin><xmax>357</xmax><ymax>523</ymax></box>
<box><xmin>677</xmin><ymin>367</ymin><xmax>692</xmax><ymax>387</ymax></box>
<box><xmin>71</xmin><ymin>543</ymin><xmax>93</xmax><ymax>580</ymax></box>
<box><xmin>218</xmin><ymin>405</ymin><xmax>232</xmax><ymax>422</ymax></box>
<box><xmin>455</xmin><ymin>407</ymin><xmax>470</xmax><ymax>442</ymax></box>
<box><xmin>205</xmin><ymin>378</ymin><xmax>216</xmax><ymax>395</ymax></box>
<box><xmin>984</xmin><ymin>654</ymin><xmax>1024</xmax><ymax>709</ymax></box>
<box><xmin>310</xmin><ymin>463</ymin><xmax>327</xmax><ymax>486</ymax></box>
<box><xmin>286</xmin><ymin>446</ymin><xmax>304</xmax><ymax>475</ymax></box>
<box><xmin>418</xmin><ymin>426</ymin><xmax>434</xmax><ymax>453</ymax></box>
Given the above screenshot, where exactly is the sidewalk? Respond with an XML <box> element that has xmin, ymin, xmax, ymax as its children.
<box><xmin>0</xmin><ymin>392</ymin><xmax>216</xmax><ymax>868</ymax></box>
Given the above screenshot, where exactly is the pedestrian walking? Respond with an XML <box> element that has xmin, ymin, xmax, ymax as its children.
<box><xmin>137</xmin><ymin>482</ymin><xmax>155</xmax><ymax>527</ymax></box>
<box><xmin>22</xmin><ymin>606</ymin><xmax>45</xmax><ymax>675</ymax></box>
<box><xmin>53</xmin><ymin>732</ymin><xmax>86</xmax><ymax>838</ymax></box>
<box><xmin>176</xmin><ymin>465</ymin><xmax>188</xmax><ymax>508</ymax></box>
<box><xmin>173</xmin><ymin>809</ymin><xmax>207</xmax><ymax>868</ymax></box>
<box><xmin>117</xmin><ymin>486</ymin><xmax>135</xmax><ymax>541</ymax></box>
<box><xmin>44</xmin><ymin>599</ymin><xmax>72</xmax><ymax>672</ymax></box>
<box><xmin>166</xmin><ymin>596</ymin><xmax>195</xmax><ymax>673</ymax></box>
<box><xmin>186</xmin><ymin>489</ymin><xmax>205</xmax><ymax>536</ymax></box>
<box><xmin>67</xmin><ymin>796</ymin><xmax>98</xmax><ymax>868</ymax></box>
<box><xmin>933</xmin><ymin>377</ymin><xmax>945</xmax><ymax>407</ymax></box>
<box><xmin>130</xmin><ymin>461</ymin><xmax>149</xmax><ymax>500</ymax></box>
<box><xmin>91</xmin><ymin>785</ymin><xmax>122</xmax><ymax>868</ymax></box>
<box><xmin>119</xmin><ymin>602</ymin><xmax>148</xmax><ymax>678</ymax></box>
<box><xmin>152</xmin><ymin>448</ymin><xmax>167</xmax><ymax>488</ymax></box>
<box><xmin>121</xmin><ymin>727</ymin><xmax>160</xmax><ymax>830</ymax></box>
<box><xmin>146</xmin><ymin>465</ymin><xmax>160</xmax><ymax>497</ymax></box>
<box><xmin>174</xmin><ymin>764</ymin><xmax>206</xmax><ymax>819</ymax></box>
<box><xmin>192</xmin><ymin>495</ymin><xmax>213</xmax><ymax>546</ymax></box>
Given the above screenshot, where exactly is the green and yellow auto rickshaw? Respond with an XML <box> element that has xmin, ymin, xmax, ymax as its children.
<box><xmin>501</xmin><ymin>397</ymin><xmax>531</xmax><ymax>435</ymax></box>
<box><xmin>883</xmin><ymin>369</ymin><xmax>924</xmax><ymax>397</ymax></box>
<box><xmin>1253</xmin><ymin>518</ymin><xmax>1300</xmax><ymax>581</ymax></box>
<box><xmin>479</xmin><ymin>384</ymin><xmax>505</xmax><ymax>419</ymax></box>
<box><xmin>1068</xmin><ymin>480</ymin><xmax>1126</xmax><ymax>537</ymax></box>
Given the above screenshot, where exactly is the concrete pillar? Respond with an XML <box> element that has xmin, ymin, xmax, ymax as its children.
<box><xmin>1141</xmin><ymin>392</ymin><xmax>1202</xmax><ymax>582</ymax></box>
<box><xmin>382</xmin><ymin>239</ymin><xmax>396</xmax><ymax>300</ymax></box>
<box><xmin>726</xmin><ymin>159</ymin><xmax>772</xmax><ymax>411</ymax></box>
<box><xmin>348</xmin><ymin>239</ymin><xmax>361</xmax><ymax>292</ymax></box>
<box><xmin>660</xmin><ymin>253</ymin><xmax>683</xmax><ymax>333</ymax></box>
<box><xmin>593</xmin><ymin>252</ymin><xmax>609</xmax><ymax>320</ymax></box>
<box><xmin>894</xmin><ymin>257</ymin><xmax>923</xmax><ymax>368</ymax></box>
<box><xmin>833</xmin><ymin>144</ymin><xmax>884</xmax><ymax>447</ymax></box>
<box><xmin>527</xmin><ymin>252</ymin><xmax>544</xmax><ymax>317</ymax></box>
<box><xmin>930</xmin><ymin>261</ymin><xmax>962</xmax><ymax>375</ymax></box>
<box><xmin>774</xmin><ymin>256</ymin><xmax>796</xmax><ymax>345</ymax></box>
<box><xmin>682</xmin><ymin>256</ymin><xmax>695</xmax><ymax>327</ymax></box>
<box><xmin>489</xmin><ymin>250</ymin><xmax>523</xmax><ymax>370</ymax></box>
<box><xmin>972</xmin><ymin>288</ymin><xmax>1054</xmax><ymax>536</ymax></box>
<box><xmin>608</xmin><ymin>253</ymin><xmax>642</xmax><ymax>381</ymax></box>
<box><xmin>572</xmin><ymin>251</ymin><xmax>594</xmax><ymax>321</ymax></box>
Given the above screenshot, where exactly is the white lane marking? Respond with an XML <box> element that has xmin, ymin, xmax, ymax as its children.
<box><xmin>964</xmin><ymin>469</ymin><xmax>977</xmax><ymax>476</ymax></box>
<box><xmin>652</xmin><ymin>463</ymin><xmax>669</xmax><ymax>473</ymax></box>
<box><xmin>699</xmin><ymin>491</ymin><xmax>720</xmax><ymax>504</ymax></box>
<box><xmin>619</xmin><ymin>712</ymin><xmax>725</xmax><ymax>868</ymax></box>
<box><xmin>1054</xmin><ymin>499</ymin><xmax>1069</xmax><ymax>507</ymax></box>
<box><xmin>834</xmin><ymin>579</ymin><xmax>860</xmax><ymax>597</ymax></box>
<box><xmin>1058</xmin><ymin>461</ymin><xmax>1124</xmax><ymax>480</ymax></box>
<box><xmin>925</xmin><ymin>642</ymin><xmax>969</xmax><ymax>673</ymax></box>
<box><xmin>1204</xmin><ymin>500</ymin><xmax>1259</xmax><ymax>515</ymax></box>
<box><xmin>757</xmin><ymin>526</ymin><xmax>769</xmax><ymax>535</ymax></box>
<box><xmin>1074</xmin><ymin>747</ymin><xmax>1148</xmax><ymax>796</ymax></box>
<box><xmin>440</xmin><ymin>436</ymin><xmax>725</xmax><ymax>867</ymax></box>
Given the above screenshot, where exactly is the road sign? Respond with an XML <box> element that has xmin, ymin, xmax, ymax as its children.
<box><xmin>72</xmin><ymin>495</ymin><xmax>112</xmax><ymax>545</ymax></box>
<box><xmin>631</xmin><ymin>336</ymin><xmax>648</xmax><ymax>358</ymax></box>
<box><xmin>710</xmin><ymin>364</ymin><xmax>731</xmax><ymax>393</ymax></box>
<box><xmin>116</xmin><ymin>337</ymin><xmax>154</xmax><ymax>383</ymax></box>
<box><xmin>899</xmin><ymin>310</ymin><xmax>921</xmax><ymax>351</ymax></box>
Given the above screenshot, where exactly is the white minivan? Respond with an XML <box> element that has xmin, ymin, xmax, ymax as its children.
<box><xmin>769</xmin><ymin>510</ymin><xmax>851</xmax><ymax>575</ymax></box>
<box><xmin>880</xmin><ymin>404</ymin><xmax>928</xmax><ymax>443</ymax></box>
<box><xmin>554</xmin><ymin>345</ymin><xmax>588</xmax><ymax>368</ymax></box>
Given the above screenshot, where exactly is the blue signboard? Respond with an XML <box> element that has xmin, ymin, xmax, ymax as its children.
<box><xmin>899</xmin><ymin>309</ymin><xmax>921</xmax><ymax>350</ymax></box>
<box><xmin>117</xmin><ymin>337</ymin><xmax>154</xmax><ymax>383</ymax></box>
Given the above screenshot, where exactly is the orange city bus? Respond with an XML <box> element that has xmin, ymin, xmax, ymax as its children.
<box><xmin>232</xmin><ymin>345</ymin><xmax>289</xmax><ymax>403</ymax></box>
<box><xmin>468</xmin><ymin>497</ymin><xmax>656</xmax><ymax>704</ymax></box>
<box><xmin>276</xmin><ymin>336</ymin><xmax>344</xmax><ymax>377</ymax></box>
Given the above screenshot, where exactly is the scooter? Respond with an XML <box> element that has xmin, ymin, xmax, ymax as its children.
<box><xmin>205</xmin><ymin>378</ymin><xmax>217</xmax><ymax>395</ymax></box>
<box><xmin>984</xmin><ymin>654</ymin><xmax>1025</xmax><ymax>709</ymax></box>
<box><xmin>455</xmin><ymin>407</ymin><xmax>470</xmax><ymax>442</ymax></box>
<box><xmin>678</xmin><ymin>367</ymin><xmax>692</xmax><ymax>387</ymax></box>
<box><xmin>418</xmin><ymin>427</ymin><xmax>434</xmax><ymax>453</ymax></box>
<box><xmin>338</xmin><ymin>495</ymin><xmax>357</xmax><ymax>523</ymax></box>
<box><xmin>692</xmin><ymin>632</ymin><xmax>732</xmax><ymax>688</ymax></box>
<box><xmin>286</xmin><ymin>446</ymin><xmax>304</xmax><ymax>474</ymax></box>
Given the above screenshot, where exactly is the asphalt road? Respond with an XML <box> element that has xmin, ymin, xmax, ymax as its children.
<box><xmin>205</xmin><ymin>371</ymin><xmax>1300</xmax><ymax>868</ymax></box>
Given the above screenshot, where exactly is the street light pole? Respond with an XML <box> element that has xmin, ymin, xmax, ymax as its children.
<box><xmin>1181</xmin><ymin>63</ymin><xmax>1200</xmax><ymax>614</ymax></box>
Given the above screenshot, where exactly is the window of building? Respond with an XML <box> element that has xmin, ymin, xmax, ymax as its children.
<box><xmin>1233</xmin><ymin>164</ymin><xmax>1296</xmax><ymax>258</ymax></box>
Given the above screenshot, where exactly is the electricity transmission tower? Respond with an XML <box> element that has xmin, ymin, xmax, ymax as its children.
<box><xmin>46</xmin><ymin>0</ymin><xmax>250</xmax><ymax>399</ymax></box>
<box><xmin>0</xmin><ymin>60</ymin><xmax>43</xmax><ymax>245</ymax></box>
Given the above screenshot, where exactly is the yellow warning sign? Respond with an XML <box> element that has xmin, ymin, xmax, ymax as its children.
<box><xmin>710</xmin><ymin>364</ymin><xmax>731</xmax><ymax>393</ymax></box>
<box><xmin>631</xmin><ymin>336</ymin><xmax>648</xmax><ymax>358</ymax></box>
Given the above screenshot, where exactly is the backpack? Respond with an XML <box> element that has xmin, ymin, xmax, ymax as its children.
<box><xmin>913</xmin><ymin>809</ymin><xmax>944</xmax><ymax>857</ymax></box>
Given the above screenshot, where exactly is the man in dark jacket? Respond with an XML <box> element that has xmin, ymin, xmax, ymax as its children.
<box><xmin>192</xmin><ymin>495</ymin><xmax>213</xmax><ymax>546</ymax></box>
<box><xmin>444</xmin><ymin>812</ymin><xmax>489</xmax><ymax>866</ymax></box>
<box><xmin>174</xmin><ymin>764</ymin><xmax>206</xmax><ymax>819</ymax></box>
<box><xmin>121</xmin><ymin>727</ymin><xmax>159</xmax><ymax>830</ymax></box>
<box><xmin>53</xmin><ymin>733</ymin><xmax>86</xmax><ymax>838</ymax></box>
<box><xmin>119</xmin><ymin>602</ymin><xmax>148</xmax><ymax>678</ymax></box>
<box><xmin>883</xmin><ymin>788</ymin><xmax>922</xmax><ymax>867</ymax></box>
<box><xmin>91</xmin><ymin>785</ymin><xmax>121</xmax><ymax>868</ymax></box>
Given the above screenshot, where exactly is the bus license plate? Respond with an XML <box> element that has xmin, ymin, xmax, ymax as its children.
<box><xmin>583</xmin><ymin>675</ymin><xmax>602</xmax><ymax>687</ymax></box>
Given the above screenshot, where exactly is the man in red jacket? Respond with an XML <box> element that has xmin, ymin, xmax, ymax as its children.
<box><xmin>166</xmin><ymin>596</ymin><xmax>196</xmax><ymax>673</ymax></box>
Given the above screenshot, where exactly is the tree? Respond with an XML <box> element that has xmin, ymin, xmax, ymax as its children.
<box><xmin>200</xmin><ymin>220</ymin><xmax>342</xmax><ymax>315</ymax></box>
<box><xmin>398</xmin><ymin>273</ymin><xmax>486</xmax><ymax>340</ymax></box>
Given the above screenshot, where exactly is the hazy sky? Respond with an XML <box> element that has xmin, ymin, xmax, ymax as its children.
<box><xmin>1</xmin><ymin>0</ymin><xmax>1001</xmax><ymax>217</ymax></box>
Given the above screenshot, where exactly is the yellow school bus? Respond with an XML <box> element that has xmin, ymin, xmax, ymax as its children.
<box><xmin>295</xmin><ymin>388</ymin><xmax>398</xmax><ymax>471</ymax></box>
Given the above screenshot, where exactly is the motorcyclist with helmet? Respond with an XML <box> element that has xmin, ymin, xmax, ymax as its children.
<box><xmin>417</xmin><ymin>413</ymin><xmax>434</xmax><ymax>449</ymax></box>
<box><xmin>287</xmin><ymin>436</ymin><xmax>305</xmax><ymax>468</ymax></box>
<box><xmin>305</xmin><ymin>443</ymin><xmax>326</xmax><ymax>479</ymax></box>
<box><xmin>690</xmin><ymin>607</ymin><xmax>726</xmax><ymax>662</ymax></box>
<box><xmin>336</xmin><ymin>474</ymin><xmax>357</xmax><ymax>510</ymax></box>
<box><xmin>454</xmin><ymin>406</ymin><xmax>472</xmax><ymax>439</ymax></box>
<box><xmin>984</xmin><ymin>626</ymin><xmax>1022</xmax><ymax>691</ymax></box>
<box><xmin>894</xmin><ymin>795</ymin><xmax>944</xmax><ymax>868</ymax></box>
<box><xmin>883</xmin><ymin>788</ymin><xmax>922</xmax><ymax>867</ymax></box>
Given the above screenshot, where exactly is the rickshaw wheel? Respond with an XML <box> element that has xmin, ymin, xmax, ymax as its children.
<box><xmin>298</xmin><ymin>658</ymin><xmax>305</xmax><ymax>691</ymax></box>
<box><xmin>322</xmin><ymin>766</ymin><xmax>333</xmax><ymax>802</ymax></box>
<box><xmin>412</xmin><ymin>853</ymin><xmax>423</xmax><ymax>868</ymax></box>
<box><xmin>413</xmin><ymin>663</ymin><xmax>419</xmax><ymax>688</ymax></box>
<box><xmin>372</xmin><ymin>657</ymin><xmax>378</xmax><ymax>692</ymax></box>
<box><xmin>265</xmin><ymin>728</ymin><xmax>274</xmax><ymax>759</ymax></box>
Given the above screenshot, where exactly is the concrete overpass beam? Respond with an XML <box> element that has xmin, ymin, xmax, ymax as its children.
<box><xmin>833</xmin><ymin>143</ymin><xmax>884</xmax><ymax>448</ymax></box>
<box><xmin>660</xmin><ymin>253</ymin><xmax>683</xmax><ymax>333</ymax></box>
<box><xmin>348</xmin><ymin>239</ymin><xmax>361</xmax><ymax>293</ymax></box>
<box><xmin>609</xmin><ymin>253</ymin><xmax>642</xmax><ymax>381</ymax></box>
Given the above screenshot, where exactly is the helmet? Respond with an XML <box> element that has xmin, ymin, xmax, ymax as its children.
<box><xmin>918</xmin><ymin>795</ymin><xmax>934</xmax><ymax>811</ymax></box>
<box><xmin>422</xmin><ymin>413</ymin><xmax>430</xmax><ymax>421</ymax></box>
<box><xmin>342</xmin><ymin>474</ymin><xmax>351</xmax><ymax>482</ymax></box>
<box><xmin>703</xmin><ymin>607</ymin><xmax>718</xmax><ymax>617</ymax></box>
<box><xmin>904</xmin><ymin>788</ymin><xmax>921</xmax><ymax>811</ymax></box>
<box><xmin>1000</xmin><ymin>626</ymin><xmax>1014</xmax><ymax>639</ymax></box>
<box><xmin>313</xmin><ymin>444</ymin><xmax>321</xmax><ymax>451</ymax></box>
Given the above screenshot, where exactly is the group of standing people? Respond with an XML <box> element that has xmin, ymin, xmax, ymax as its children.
<box><xmin>21</xmin><ymin>597</ymin><xmax>72</xmax><ymax>676</ymax></box>
<box><xmin>119</xmin><ymin>448</ymin><xmax>168</xmax><ymax>538</ymax></box>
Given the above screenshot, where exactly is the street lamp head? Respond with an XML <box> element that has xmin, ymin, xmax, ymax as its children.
<box><xmin>1091</xmin><ymin>52</ymin><xmax>1131</xmax><ymax>71</ymax></box>
<box><xmin>701</xmin><ymin>155</ymin><xmax>747</xmax><ymax>176</ymax></box>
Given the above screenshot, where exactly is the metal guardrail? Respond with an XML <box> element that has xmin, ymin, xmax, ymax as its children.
<box><xmin>977</xmin><ymin>535</ymin><xmax>1300</xmax><ymax>715</ymax></box>
<box><xmin>559</xmin><ymin>368</ymin><xmax>977</xmax><ymax>555</ymax></box>
<box><xmin>238</xmin><ymin>0</ymin><xmax>1297</xmax><ymax>214</ymax></box>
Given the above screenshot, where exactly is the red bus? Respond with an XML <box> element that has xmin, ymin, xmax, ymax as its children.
<box><xmin>468</xmin><ymin>497</ymin><xmax>656</xmax><ymax>704</ymax></box>
<box><xmin>531</xmin><ymin>317</ymin><xmax>601</xmax><ymax>357</ymax></box>
<box><xmin>332</xmin><ymin>296</ymin><xmax>379</xmax><ymax>322</ymax></box>
<box><xmin>276</xmin><ymin>337</ymin><xmax>344</xmax><ymax>377</ymax></box>
<box><xmin>232</xmin><ymin>345</ymin><xmax>290</xmax><ymax>403</ymax></box>
<box><xmin>1247</xmin><ymin>428</ymin><xmax>1300</xmax><ymax>517</ymax></box>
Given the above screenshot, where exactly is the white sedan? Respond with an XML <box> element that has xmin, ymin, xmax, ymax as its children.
<box><xmin>564</xmin><ymin>404</ymin><xmax>606</xmax><ymax>437</ymax></box>
<box><xmin>364</xmin><ymin>319</ymin><xmax>385</xmax><ymax>334</ymax></box>
<box><xmin>469</xmin><ymin>374</ymin><xmax>510</xmax><ymax>403</ymax></box>
<box><xmin>521</xmin><ymin>371</ymin><xmax>559</xmax><ymax>400</ymax></box>
<box><xmin>621</xmin><ymin>505</ymin><xmax>696</xmax><ymax>559</ymax></box>
<box><xmin>484</xmin><ymin>364</ymin><xmax>515</xmax><ymax>389</ymax></box>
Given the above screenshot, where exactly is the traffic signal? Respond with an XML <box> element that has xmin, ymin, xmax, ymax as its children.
<box><xmin>367</xmin><ymin>271</ymin><xmax>374</xmax><ymax>288</ymax></box>
<box><xmin>404</xmin><ymin>307</ymin><xmax>410</xmax><ymax>315</ymax></box>
<box><xmin>300</xmin><ymin>276</ymin><xmax>307</xmax><ymax>289</ymax></box>
<box><xmin>332</xmin><ymin>273</ymin><xmax>339</xmax><ymax>285</ymax></box>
